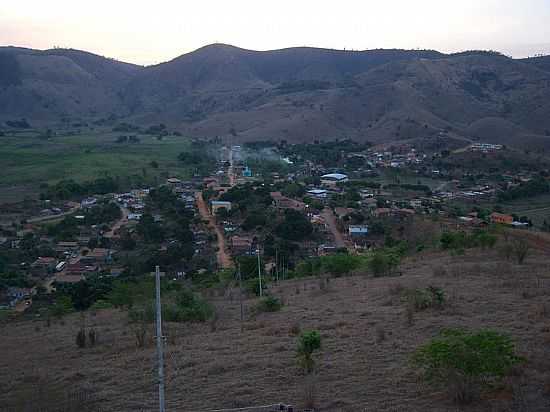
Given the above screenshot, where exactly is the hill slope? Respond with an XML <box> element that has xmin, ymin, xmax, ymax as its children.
<box><xmin>1</xmin><ymin>44</ymin><xmax>550</xmax><ymax>148</ymax></box>
<box><xmin>1</xmin><ymin>248</ymin><xmax>550</xmax><ymax>411</ymax></box>
<box><xmin>0</xmin><ymin>47</ymin><xmax>142</xmax><ymax>123</ymax></box>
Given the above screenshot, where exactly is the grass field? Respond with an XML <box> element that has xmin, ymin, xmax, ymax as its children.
<box><xmin>0</xmin><ymin>130</ymin><xmax>196</xmax><ymax>202</ymax></box>
<box><xmin>451</xmin><ymin>194</ymin><xmax>550</xmax><ymax>228</ymax></box>
<box><xmin>1</xmin><ymin>248</ymin><xmax>550</xmax><ymax>411</ymax></box>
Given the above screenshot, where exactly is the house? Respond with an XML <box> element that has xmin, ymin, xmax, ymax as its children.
<box><xmin>362</xmin><ymin>198</ymin><xmax>378</xmax><ymax>210</ymax></box>
<box><xmin>81</xmin><ymin>197</ymin><xmax>97</xmax><ymax>208</ymax></box>
<box><xmin>321</xmin><ymin>173</ymin><xmax>348</xmax><ymax>186</ymax></box>
<box><xmin>270</xmin><ymin>192</ymin><xmax>306</xmax><ymax>211</ymax></box>
<box><xmin>211</xmin><ymin>200</ymin><xmax>232</xmax><ymax>213</ymax></box>
<box><xmin>349</xmin><ymin>225</ymin><xmax>369</xmax><ymax>238</ymax></box>
<box><xmin>65</xmin><ymin>262</ymin><xmax>97</xmax><ymax>277</ymax></box>
<box><xmin>4</xmin><ymin>287</ymin><xmax>33</xmax><ymax>307</ymax></box>
<box><xmin>373</xmin><ymin>208</ymin><xmax>393</xmax><ymax>218</ymax></box>
<box><xmin>81</xmin><ymin>248</ymin><xmax>111</xmax><ymax>266</ymax></box>
<box><xmin>31</xmin><ymin>257</ymin><xmax>57</xmax><ymax>277</ymax></box>
<box><xmin>334</xmin><ymin>207</ymin><xmax>355</xmax><ymax>220</ymax></box>
<box><xmin>166</xmin><ymin>177</ymin><xmax>182</xmax><ymax>186</ymax></box>
<box><xmin>55</xmin><ymin>241</ymin><xmax>79</xmax><ymax>255</ymax></box>
<box><xmin>230</xmin><ymin>236</ymin><xmax>253</xmax><ymax>256</ymax></box>
<box><xmin>490</xmin><ymin>212</ymin><xmax>513</xmax><ymax>225</ymax></box>
<box><xmin>307</xmin><ymin>189</ymin><xmax>328</xmax><ymax>199</ymax></box>
<box><xmin>318</xmin><ymin>244</ymin><xmax>338</xmax><ymax>255</ymax></box>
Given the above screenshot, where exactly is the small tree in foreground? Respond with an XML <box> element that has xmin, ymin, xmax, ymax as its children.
<box><xmin>297</xmin><ymin>330</ymin><xmax>321</xmax><ymax>374</ymax></box>
<box><xmin>412</xmin><ymin>329</ymin><xmax>522</xmax><ymax>404</ymax></box>
<box><xmin>512</xmin><ymin>238</ymin><xmax>530</xmax><ymax>265</ymax></box>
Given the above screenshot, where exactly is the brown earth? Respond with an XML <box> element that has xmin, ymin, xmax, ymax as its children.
<box><xmin>1</xmin><ymin>248</ymin><xmax>550</xmax><ymax>411</ymax></box>
<box><xmin>195</xmin><ymin>191</ymin><xmax>234</xmax><ymax>269</ymax></box>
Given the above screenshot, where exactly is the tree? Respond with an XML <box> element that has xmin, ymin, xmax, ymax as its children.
<box><xmin>297</xmin><ymin>330</ymin><xmax>321</xmax><ymax>374</ymax></box>
<box><xmin>276</xmin><ymin>209</ymin><xmax>313</xmax><ymax>241</ymax></box>
<box><xmin>511</xmin><ymin>237</ymin><xmax>529</xmax><ymax>264</ymax></box>
<box><xmin>136</xmin><ymin>213</ymin><xmax>164</xmax><ymax>243</ymax></box>
<box><xmin>412</xmin><ymin>329</ymin><xmax>522</xmax><ymax>404</ymax></box>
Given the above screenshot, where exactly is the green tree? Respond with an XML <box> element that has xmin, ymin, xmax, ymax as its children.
<box><xmin>297</xmin><ymin>330</ymin><xmax>321</xmax><ymax>374</ymax></box>
<box><xmin>412</xmin><ymin>329</ymin><xmax>522</xmax><ymax>404</ymax></box>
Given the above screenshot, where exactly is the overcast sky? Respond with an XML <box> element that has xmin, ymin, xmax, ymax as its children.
<box><xmin>1</xmin><ymin>0</ymin><xmax>550</xmax><ymax>65</ymax></box>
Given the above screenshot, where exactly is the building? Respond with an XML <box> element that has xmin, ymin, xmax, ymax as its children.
<box><xmin>307</xmin><ymin>189</ymin><xmax>328</xmax><ymax>199</ymax></box>
<box><xmin>349</xmin><ymin>225</ymin><xmax>369</xmax><ymax>237</ymax></box>
<box><xmin>31</xmin><ymin>257</ymin><xmax>57</xmax><ymax>277</ymax></box>
<box><xmin>230</xmin><ymin>236</ymin><xmax>253</xmax><ymax>256</ymax></box>
<box><xmin>211</xmin><ymin>200</ymin><xmax>232</xmax><ymax>213</ymax></box>
<box><xmin>81</xmin><ymin>197</ymin><xmax>97</xmax><ymax>208</ymax></box>
<box><xmin>270</xmin><ymin>192</ymin><xmax>306</xmax><ymax>211</ymax></box>
<box><xmin>490</xmin><ymin>212</ymin><xmax>513</xmax><ymax>225</ymax></box>
<box><xmin>321</xmin><ymin>173</ymin><xmax>348</xmax><ymax>186</ymax></box>
<box><xmin>81</xmin><ymin>248</ymin><xmax>112</xmax><ymax>266</ymax></box>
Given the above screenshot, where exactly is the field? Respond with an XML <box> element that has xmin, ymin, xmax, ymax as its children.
<box><xmin>0</xmin><ymin>130</ymin><xmax>194</xmax><ymax>203</ymax></box>
<box><xmin>450</xmin><ymin>193</ymin><xmax>550</xmax><ymax>228</ymax></box>
<box><xmin>2</xmin><ymin>248</ymin><xmax>550</xmax><ymax>411</ymax></box>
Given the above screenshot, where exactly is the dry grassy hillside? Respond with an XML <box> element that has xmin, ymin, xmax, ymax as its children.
<box><xmin>3</xmin><ymin>45</ymin><xmax>550</xmax><ymax>149</ymax></box>
<box><xmin>2</xmin><ymin>248</ymin><xmax>550</xmax><ymax>411</ymax></box>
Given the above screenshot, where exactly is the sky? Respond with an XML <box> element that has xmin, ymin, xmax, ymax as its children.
<box><xmin>1</xmin><ymin>0</ymin><xmax>550</xmax><ymax>65</ymax></box>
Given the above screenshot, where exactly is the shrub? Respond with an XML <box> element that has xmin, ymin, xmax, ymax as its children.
<box><xmin>76</xmin><ymin>328</ymin><xmax>86</xmax><ymax>348</ymax></box>
<box><xmin>297</xmin><ymin>330</ymin><xmax>321</xmax><ymax>374</ymax></box>
<box><xmin>88</xmin><ymin>329</ymin><xmax>97</xmax><ymax>346</ymax></box>
<box><xmin>412</xmin><ymin>329</ymin><xmax>523</xmax><ymax>404</ymax></box>
<box><xmin>407</xmin><ymin>286</ymin><xmax>445</xmax><ymax>311</ymax></box>
<box><xmin>50</xmin><ymin>295</ymin><xmax>73</xmax><ymax>317</ymax></box>
<box><xmin>512</xmin><ymin>238</ymin><xmax>529</xmax><ymax>265</ymax></box>
<box><xmin>246</xmin><ymin>277</ymin><xmax>266</xmax><ymax>296</ymax></box>
<box><xmin>256</xmin><ymin>295</ymin><xmax>283</xmax><ymax>313</ymax></box>
<box><xmin>368</xmin><ymin>249</ymin><xmax>402</xmax><ymax>277</ymax></box>
<box><xmin>165</xmin><ymin>289</ymin><xmax>213</xmax><ymax>322</ymax></box>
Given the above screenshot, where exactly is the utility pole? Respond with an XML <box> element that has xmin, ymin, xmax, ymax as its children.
<box><xmin>256</xmin><ymin>248</ymin><xmax>262</xmax><ymax>297</ymax></box>
<box><xmin>155</xmin><ymin>265</ymin><xmax>166</xmax><ymax>412</ymax></box>
<box><xmin>275</xmin><ymin>248</ymin><xmax>279</xmax><ymax>283</ymax></box>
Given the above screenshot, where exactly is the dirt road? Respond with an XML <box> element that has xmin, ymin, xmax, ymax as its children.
<box><xmin>196</xmin><ymin>192</ymin><xmax>234</xmax><ymax>269</ymax></box>
<box><xmin>104</xmin><ymin>206</ymin><xmax>129</xmax><ymax>238</ymax></box>
<box><xmin>322</xmin><ymin>207</ymin><xmax>348</xmax><ymax>249</ymax></box>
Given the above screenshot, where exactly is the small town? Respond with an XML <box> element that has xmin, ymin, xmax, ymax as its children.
<box><xmin>2</xmin><ymin>139</ymin><xmax>548</xmax><ymax>312</ymax></box>
<box><xmin>3</xmin><ymin>3</ymin><xmax>550</xmax><ymax>410</ymax></box>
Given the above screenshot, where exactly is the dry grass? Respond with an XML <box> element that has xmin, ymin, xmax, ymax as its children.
<box><xmin>1</xmin><ymin>249</ymin><xmax>550</xmax><ymax>411</ymax></box>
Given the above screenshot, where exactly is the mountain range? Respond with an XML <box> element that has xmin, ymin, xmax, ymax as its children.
<box><xmin>1</xmin><ymin>43</ymin><xmax>550</xmax><ymax>148</ymax></box>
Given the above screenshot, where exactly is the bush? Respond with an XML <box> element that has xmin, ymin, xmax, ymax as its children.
<box><xmin>512</xmin><ymin>238</ymin><xmax>529</xmax><ymax>264</ymax></box>
<box><xmin>407</xmin><ymin>286</ymin><xmax>445</xmax><ymax>310</ymax></box>
<box><xmin>256</xmin><ymin>295</ymin><xmax>283</xmax><ymax>312</ymax></box>
<box><xmin>50</xmin><ymin>295</ymin><xmax>73</xmax><ymax>317</ymax></box>
<box><xmin>128</xmin><ymin>288</ymin><xmax>213</xmax><ymax>323</ymax></box>
<box><xmin>368</xmin><ymin>249</ymin><xmax>401</xmax><ymax>277</ymax></box>
<box><xmin>297</xmin><ymin>330</ymin><xmax>321</xmax><ymax>374</ymax></box>
<box><xmin>412</xmin><ymin>329</ymin><xmax>522</xmax><ymax>403</ymax></box>
<box><xmin>76</xmin><ymin>328</ymin><xmax>86</xmax><ymax>348</ymax></box>
<box><xmin>246</xmin><ymin>277</ymin><xmax>266</xmax><ymax>296</ymax></box>
<box><xmin>165</xmin><ymin>289</ymin><xmax>213</xmax><ymax>322</ymax></box>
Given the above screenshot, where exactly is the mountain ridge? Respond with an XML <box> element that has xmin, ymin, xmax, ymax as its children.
<box><xmin>1</xmin><ymin>44</ymin><xmax>550</xmax><ymax>148</ymax></box>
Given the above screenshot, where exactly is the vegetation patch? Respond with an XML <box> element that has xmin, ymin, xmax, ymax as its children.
<box><xmin>412</xmin><ymin>329</ymin><xmax>523</xmax><ymax>404</ymax></box>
